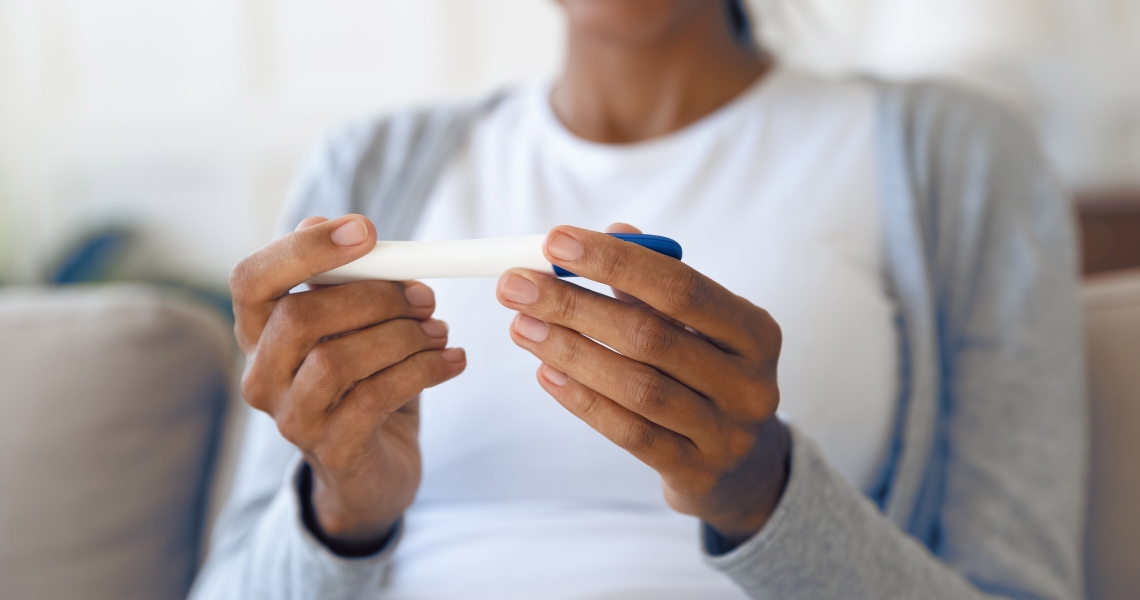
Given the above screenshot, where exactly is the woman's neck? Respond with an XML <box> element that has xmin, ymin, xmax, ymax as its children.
<box><xmin>551</xmin><ymin>4</ymin><xmax>770</xmax><ymax>144</ymax></box>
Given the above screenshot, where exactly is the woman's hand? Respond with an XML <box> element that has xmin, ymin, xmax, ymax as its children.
<box><xmin>231</xmin><ymin>214</ymin><xmax>466</xmax><ymax>546</ymax></box>
<box><xmin>496</xmin><ymin>224</ymin><xmax>790</xmax><ymax>543</ymax></box>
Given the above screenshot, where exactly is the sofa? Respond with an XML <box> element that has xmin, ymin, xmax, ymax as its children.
<box><xmin>0</xmin><ymin>272</ymin><xmax>1137</xmax><ymax>600</ymax></box>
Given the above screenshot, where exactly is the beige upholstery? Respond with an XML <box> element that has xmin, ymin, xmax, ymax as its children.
<box><xmin>1082</xmin><ymin>270</ymin><xmax>1140</xmax><ymax>600</ymax></box>
<box><xmin>0</xmin><ymin>286</ymin><xmax>233</xmax><ymax>600</ymax></box>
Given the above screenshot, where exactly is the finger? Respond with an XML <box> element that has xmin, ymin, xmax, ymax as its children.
<box><xmin>535</xmin><ymin>363</ymin><xmax>691</xmax><ymax>474</ymax></box>
<box><xmin>600</xmin><ymin>222</ymin><xmax>691</xmax><ymax>334</ymax></box>
<box><xmin>542</xmin><ymin>225</ymin><xmax>767</xmax><ymax>357</ymax></box>
<box><xmin>328</xmin><ymin>348</ymin><xmax>466</xmax><ymax>440</ymax></box>
<box><xmin>275</xmin><ymin>280</ymin><xmax>435</xmax><ymax>342</ymax></box>
<box><xmin>497</xmin><ymin>270</ymin><xmax>749</xmax><ymax>403</ymax></box>
<box><xmin>297</xmin><ymin>217</ymin><xmax>331</xmax><ymax>293</ymax></box>
<box><xmin>603</xmin><ymin>223</ymin><xmax>643</xmax><ymax>304</ymax></box>
<box><xmin>287</xmin><ymin>318</ymin><xmax>451</xmax><ymax>422</ymax></box>
<box><xmin>596</xmin><ymin>225</ymin><xmax>691</xmax><ymax>339</ymax></box>
<box><xmin>231</xmin><ymin>214</ymin><xmax>377</xmax><ymax>349</ymax></box>
<box><xmin>252</xmin><ymin>280</ymin><xmax>436</xmax><ymax>385</ymax></box>
<box><xmin>510</xmin><ymin>313</ymin><xmax>724</xmax><ymax>446</ymax></box>
<box><xmin>603</xmin><ymin>222</ymin><xmax>642</xmax><ymax>235</ymax></box>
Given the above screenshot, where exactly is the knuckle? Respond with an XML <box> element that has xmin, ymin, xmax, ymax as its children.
<box><xmin>275</xmin><ymin>407</ymin><xmax>309</xmax><ymax>445</ymax></box>
<box><xmin>273</xmin><ymin>295</ymin><xmax>311</xmax><ymax>335</ymax></box>
<box><xmin>621</xmin><ymin>419</ymin><xmax>657</xmax><ymax>452</ymax></box>
<box><xmin>574</xmin><ymin>388</ymin><xmax>607</xmax><ymax>422</ymax></box>
<box><xmin>745</xmin><ymin>306</ymin><xmax>783</xmax><ymax>359</ymax></box>
<box><xmin>351</xmin><ymin>383</ymin><xmax>386</xmax><ymax>415</ymax></box>
<box><xmin>304</xmin><ymin>346</ymin><xmax>342</xmax><ymax>388</ymax></box>
<box><xmin>240</xmin><ymin>370</ymin><xmax>270</xmax><ymax>412</ymax></box>
<box><xmin>738</xmin><ymin>377</ymin><xmax>779</xmax><ymax>420</ymax></box>
<box><xmin>626</xmin><ymin>371</ymin><xmax>670</xmax><ymax>414</ymax></box>
<box><xmin>595</xmin><ymin>243</ymin><xmax>625</xmax><ymax>280</ymax></box>
<box><xmin>408</xmin><ymin>351</ymin><xmax>435</xmax><ymax>376</ymax></box>
<box><xmin>738</xmin><ymin>305</ymin><xmax>784</xmax><ymax>362</ymax></box>
<box><xmin>400</xmin><ymin>318</ymin><xmax>429</xmax><ymax>344</ymax></box>
<box><xmin>228</xmin><ymin>258</ymin><xmax>260</xmax><ymax>306</ymax></box>
<box><xmin>382</xmin><ymin>318</ymin><xmax>416</xmax><ymax>344</ymax></box>
<box><xmin>367</xmin><ymin>280</ymin><xmax>411</xmax><ymax>310</ymax></box>
<box><xmin>233</xmin><ymin>322</ymin><xmax>253</xmax><ymax>352</ymax></box>
<box><xmin>280</xmin><ymin>233</ymin><xmax>307</xmax><ymax>266</ymax></box>
<box><xmin>550</xmin><ymin>287</ymin><xmax>580</xmax><ymax>322</ymax></box>
<box><xmin>662</xmin><ymin>268</ymin><xmax>709</xmax><ymax>314</ymax></box>
<box><xmin>403</xmin><ymin>351</ymin><xmax>445</xmax><ymax>390</ymax></box>
<box><xmin>762</xmin><ymin>311</ymin><xmax>783</xmax><ymax>358</ymax></box>
<box><xmin>553</xmin><ymin>334</ymin><xmax>583</xmax><ymax>366</ymax></box>
<box><xmin>628</xmin><ymin>315</ymin><xmax>676</xmax><ymax>360</ymax></box>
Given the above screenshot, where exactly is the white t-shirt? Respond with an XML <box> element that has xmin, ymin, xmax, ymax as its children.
<box><xmin>383</xmin><ymin>69</ymin><xmax>899</xmax><ymax>599</ymax></box>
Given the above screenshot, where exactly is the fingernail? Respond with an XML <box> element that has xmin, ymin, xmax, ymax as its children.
<box><xmin>547</xmin><ymin>232</ymin><xmax>584</xmax><ymax>261</ymax></box>
<box><xmin>542</xmin><ymin>364</ymin><xmax>568</xmax><ymax>386</ymax></box>
<box><xmin>331</xmin><ymin>218</ymin><xmax>368</xmax><ymax>246</ymax></box>
<box><xmin>501</xmin><ymin>273</ymin><xmax>539</xmax><ymax>305</ymax></box>
<box><xmin>421</xmin><ymin>319</ymin><xmax>448</xmax><ymax>338</ymax></box>
<box><xmin>514</xmin><ymin>313</ymin><xmax>548</xmax><ymax>342</ymax></box>
<box><xmin>441</xmin><ymin>347</ymin><xmax>465</xmax><ymax>363</ymax></box>
<box><xmin>405</xmin><ymin>284</ymin><xmax>435</xmax><ymax>307</ymax></box>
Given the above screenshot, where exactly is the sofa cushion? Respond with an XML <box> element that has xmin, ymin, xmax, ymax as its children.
<box><xmin>1083</xmin><ymin>270</ymin><xmax>1140</xmax><ymax>600</ymax></box>
<box><xmin>0</xmin><ymin>285</ymin><xmax>232</xmax><ymax>600</ymax></box>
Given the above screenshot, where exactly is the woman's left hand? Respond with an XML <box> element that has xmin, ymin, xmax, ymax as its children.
<box><xmin>496</xmin><ymin>224</ymin><xmax>791</xmax><ymax>544</ymax></box>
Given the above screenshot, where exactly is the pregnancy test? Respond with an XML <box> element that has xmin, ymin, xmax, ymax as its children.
<box><xmin>308</xmin><ymin>233</ymin><xmax>682</xmax><ymax>284</ymax></box>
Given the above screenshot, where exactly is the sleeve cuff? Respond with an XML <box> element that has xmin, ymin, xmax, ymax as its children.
<box><xmin>700</xmin><ymin>425</ymin><xmax>951</xmax><ymax>598</ymax></box>
<box><xmin>263</xmin><ymin>455</ymin><xmax>400</xmax><ymax>576</ymax></box>
<box><xmin>700</xmin><ymin>423</ymin><xmax>802</xmax><ymax>562</ymax></box>
<box><xmin>295</xmin><ymin>461</ymin><xmax>402</xmax><ymax>559</ymax></box>
<box><xmin>703</xmin><ymin>522</ymin><xmax>737</xmax><ymax>556</ymax></box>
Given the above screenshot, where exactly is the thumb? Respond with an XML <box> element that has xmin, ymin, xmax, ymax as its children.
<box><xmin>295</xmin><ymin>215</ymin><xmax>330</xmax><ymax>231</ymax></box>
<box><xmin>230</xmin><ymin>214</ymin><xmax>377</xmax><ymax>342</ymax></box>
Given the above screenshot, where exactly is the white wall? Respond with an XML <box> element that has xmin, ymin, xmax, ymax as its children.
<box><xmin>0</xmin><ymin>0</ymin><xmax>565</xmax><ymax>286</ymax></box>
<box><xmin>749</xmin><ymin>0</ymin><xmax>1140</xmax><ymax>190</ymax></box>
<box><xmin>1</xmin><ymin>0</ymin><xmax>1137</xmax><ymax>287</ymax></box>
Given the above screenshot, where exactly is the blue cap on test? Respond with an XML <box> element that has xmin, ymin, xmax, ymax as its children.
<box><xmin>553</xmin><ymin>233</ymin><xmax>683</xmax><ymax>277</ymax></box>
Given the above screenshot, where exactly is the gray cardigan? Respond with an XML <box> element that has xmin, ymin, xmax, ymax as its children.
<box><xmin>191</xmin><ymin>80</ymin><xmax>1087</xmax><ymax>600</ymax></box>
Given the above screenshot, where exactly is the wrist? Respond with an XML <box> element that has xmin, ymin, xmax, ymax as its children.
<box><xmin>703</xmin><ymin>417</ymin><xmax>791</xmax><ymax>545</ymax></box>
<box><xmin>298</xmin><ymin>462</ymin><xmax>401</xmax><ymax>556</ymax></box>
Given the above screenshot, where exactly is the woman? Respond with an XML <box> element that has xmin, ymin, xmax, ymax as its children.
<box><xmin>192</xmin><ymin>1</ymin><xmax>1086</xmax><ymax>598</ymax></box>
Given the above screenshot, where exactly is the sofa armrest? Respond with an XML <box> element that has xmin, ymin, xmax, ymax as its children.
<box><xmin>1083</xmin><ymin>270</ymin><xmax>1140</xmax><ymax>600</ymax></box>
<box><xmin>0</xmin><ymin>285</ymin><xmax>234</xmax><ymax>600</ymax></box>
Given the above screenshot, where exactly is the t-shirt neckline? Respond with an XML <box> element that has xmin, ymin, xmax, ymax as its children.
<box><xmin>531</xmin><ymin>65</ymin><xmax>788</xmax><ymax>158</ymax></box>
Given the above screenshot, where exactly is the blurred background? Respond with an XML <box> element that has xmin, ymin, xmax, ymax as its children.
<box><xmin>0</xmin><ymin>0</ymin><xmax>1138</xmax><ymax>290</ymax></box>
<box><xmin>1</xmin><ymin>4</ymin><xmax>1139</xmax><ymax>600</ymax></box>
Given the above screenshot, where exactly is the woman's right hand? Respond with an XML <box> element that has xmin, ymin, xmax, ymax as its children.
<box><xmin>230</xmin><ymin>214</ymin><xmax>466</xmax><ymax>545</ymax></box>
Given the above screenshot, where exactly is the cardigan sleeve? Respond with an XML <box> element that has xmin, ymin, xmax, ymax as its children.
<box><xmin>187</xmin><ymin>411</ymin><xmax>400</xmax><ymax>600</ymax></box>
<box><xmin>189</xmin><ymin>128</ymin><xmax>401</xmax><ymax>600</ymax></box>
<box><xmin>706</xmin><ymin>83</ymin><xmax>1086</xmax><ymax>600</ymax></box>
<box><xmin>707</xmin><ymin>425</ymin><xmax>1011</xmax><ymax>598</ymax></box>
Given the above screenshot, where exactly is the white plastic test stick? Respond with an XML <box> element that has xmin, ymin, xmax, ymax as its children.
<box><xmin>308</xmin><ymin>235</ymin><xmax>554</xmax><ymax>284</ymax></box>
